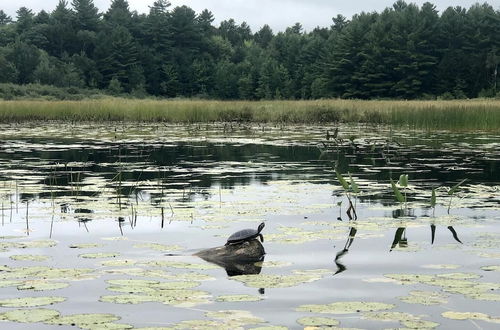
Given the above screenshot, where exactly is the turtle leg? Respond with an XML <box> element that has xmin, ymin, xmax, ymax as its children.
<box><xmin>259</xmin><ymin>234</ymin><xmax>264</xmax><ymax>243</ymax></box>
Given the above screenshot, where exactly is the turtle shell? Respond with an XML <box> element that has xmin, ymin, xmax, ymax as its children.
<box><xmin>226</xmin><ymin>222</ymin><xmax>265</xmax><ymax>245</ymax></box>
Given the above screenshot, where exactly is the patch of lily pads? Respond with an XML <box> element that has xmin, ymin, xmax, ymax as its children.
<box><xmin>296</xmin><ymin>301</ymin><xmax>395</xmax><ymax>314</ymax></box>
<box><xmin>441</xmin><ymin>311</ymin><xmax>500</xmax><ymax>324</ymax></box>
<box><xmin>79</xmin><ymin>252</ymin><xmax>121</xmax><ymax>259</ymax></box>
<box><xmin>0</xmin><ymin>296</ymin><xmax>66</xmax><ymax>308</ymax></box>
<box><xmin>232</xmin><ymin>273</ymin><xmax>323</xmax><ymax>288</ymax></box>
<box><xmin>0</xmin><ymin>308</ymin><xmax>60</xmax><ymax>323</ymax></box>
<box><xmin>363</xmin><ymin>311</ymin><xmax>439</xmax><ymax>329</ymax></box>
<box><xmin>9</xmin><ymin>254</ymin><xmax>51</xmax><ymax>262</ymax></box>
<box><xmin>216</xmin><ymin>295</ymin><xmax>263</xmax><ymax>302</ymax></box>
<box><xmin>100</xmin><ymin>278</ymin><xmax>210</xmax><ymax>307</ymax></box>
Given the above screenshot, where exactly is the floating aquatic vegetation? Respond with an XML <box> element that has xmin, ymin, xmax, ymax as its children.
<box><xmin>101</xmin><ymin>259</ymin><xmax>137</xmax><ymax>267</ymax></box>
<box><xmin>481</xmin><ymin>265</ymin><xmax>500</xmax><ymax>272</ymax></box>
<box><xmin>101</xmin><ymin>278</ymin><xmax>210</xmax><ymax>308</ymax></box>
<box><xmin>398</xmin><ymin>291</ymin><xmax>448</xmax><ymax>305</ymax></box>
<box><xmin>421</xmin><ymin>264</ymin><xmax>460</xmax><ymax>270</ymax></box>
<box><xmin>296</xmin><ymin>301</ymin><xmax>395</xmax><ymax>314</ymax></box>
<box><xmin>363</xmin><ymin>311</ymin><xmax>439</xmax><ymax>329</ymax></box>
<box><xmin>0</xmin><ymin>265</ymin><xmax>95</xmax><ymax>281</ymax></box>
<box><xmin>441</xmin><ymin>311</ymin><xmax>500</xmax><ymax>324</ymax></box>
<box><xmin>254</xmin><ymin>261</ymin><xmax>293</xmax><ymax>268</ymax></box>
<box><xmin>79</xmin><ymin>253</ymin><xmax>120</xmax><ymax>259</ymax></box>
<box><xmin>9</xmin><ymin>254</ymin><xmax>50</xmax><ymax>262</ymax></box>
<box><xmin>296</xmin><ymin>316</ymin><xmax>339</xmax><ymax>327</ymax></box>
<box><xmin>21</xmin><ymin>240</ymin><xmax>58</xmax><ymax>248</ymax></box>
<box><xmin>0</xmin><ymin>296</ymin><xmax>66</xmax><ymax>307</ymax></box>
<box><xmin>69</xmin><ymin>243</ymin><xmax>103</xmax><ymax>249</ymax></box>
<box><xmin>233</xmin><ymin>273</ymin><xmax>322</xmax><ymax>288</ymax></box>
<box><xmin>45</xmin><ymin>313</ymin><xmax>121</xmax><ymax>327</ymax></box>
<box><xmin>141</xmin><ymin>260</ymin><xmax>218</xmax><ymax>270</ymax></box>
<box><xmin>205</xmin><ymin>310</ymin><xmax>264</xmax><ymax>326</ymax></box>
<box><xmin>133</xmin><ymin>243</ymin><xmax>183</xmax><ymax>252</ymax></box>
<box><xmin>216</xmin><ymin>295</ymin><xmax>263</xmax><ymax>302</ymax></box>
<box><xmin>17</xmin><ymin>280</ymin><xmax>70</xmax><ymax>291</ymax></box>
<box><xmin>0</xmin><ymin>308</ymin><xmax>60</xmax><ymax>323</ymax></box>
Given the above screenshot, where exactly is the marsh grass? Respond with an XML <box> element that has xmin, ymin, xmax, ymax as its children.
<box><xmin>0</xmin><ymin>98</ymin><xmax>499</xmax><ymax>130</ymax></box>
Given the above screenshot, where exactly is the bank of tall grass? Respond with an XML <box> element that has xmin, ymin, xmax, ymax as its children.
<box><xmin>0</xmin><ymin>98</ymin><xmax>499</xmax><ymax>131</ymax></box>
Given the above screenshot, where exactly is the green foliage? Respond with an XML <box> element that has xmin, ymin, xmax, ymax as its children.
<box><xmin>0</xmin><ymin>1</ymin><xmax>498</xmax><ymax>100</ymax></box>
<box><xmin>448</xmin><ymin>179</ymin><xmax>467</xmax><ymax>196</ymax></box>
<box><xmin>391</xmin><ymin>179</ymin><xmax>406</xmax><ymax>204</ymax></box>
<box><xmin>335</xmin><ymin>170</ymin><xmax>350</xmax><ymax>191</ymax></box>
<box><xmin>430</xmin><ymin>188</ymin><xmax>436</xmax><ymax>208</ymax></box>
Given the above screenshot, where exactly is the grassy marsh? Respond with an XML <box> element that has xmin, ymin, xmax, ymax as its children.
<box><xmin>0</xmin><ymin>98</ymin><xmax>499</xmax><ymax>130</ymax></box>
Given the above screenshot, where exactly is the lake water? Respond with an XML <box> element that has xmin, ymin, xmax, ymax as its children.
<box><xmin>0</xmin><ymin>123</ymin><xmax>499</xmax><ymax>329</ymax></box>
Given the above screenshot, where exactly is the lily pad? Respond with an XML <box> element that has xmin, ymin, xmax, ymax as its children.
<box><xmin>216</xmin><ymin>295</ymin><xmax>263</xmax><ymax>302</ymax></box>
<box><xmin>296</xmin><ymin>316</ymin><xmax>339</xmax><ymax>326</ymax></box>
<box><xmin>46</xmin><ymin>313</ymin><xmax>121</xmax><ymax>327</ymax></box>
<box><xmin>441</xmin><ymin>311</ymin><xmax>500</xmax><ymax>323</ymax></box>
<box><xmin>0</xmin><ymin>308</ymin><xmax>60</xmax><ymax>323</ymax></box>
<box><xmin>297</xmin><ymin>301</ymin><xmax>395</xmax><ymax>314</ymax></box>
<box><xmin>101</xmin><ymin>259</ymin><xmax>137</xmax><ymax>267</ymax></box>
<box><xmin>0</xmin><ymin>296</ymin><xmax>66</xmax><ymax>307</ymax></box>
<box><xmin>69</xmin><ymin>243</ymin><xmax>103</xmax><ymax>249</ymax></box>
<box><xmin>481</xmin><ymin>265</ymin><xmax>500</xmax><ymax>272</ymax></box>
<box><xmin>233</xmin><ymin>273</ymin><xmax>322</xmax><ymax>288</ymax></box>
<box><xmin>17</xmin><ymin>280</ymin><xmax>70</xmax><ymax>291</ymax></box>
<box><xmin>133</xmin><ymin>243</ymin><xmax>183</xmax><ymax>252</ymax></box>
<box><xmin>10</xmin><ymin>255</ymin><xmax>51</xmax><ymax>262</ymax></box>
<box><xmin>142</xmin><ymin>260</ymin><xmax>218</xmax><ymax>270</ymax></box>
<box><xmin>399</xmin><ymin>291</ymin><xmax>448</xmax><ymax>306</ymax></box>
<box><xmin>80</xmin><ymin>253</ymin><xmax>120</xmax><ymax>259</ymax></box>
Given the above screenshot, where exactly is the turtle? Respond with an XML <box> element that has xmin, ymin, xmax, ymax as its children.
<box><xmin>225</xmin><ymin>222</ymin><xmax>265</xmax><ymax>246</ymax></box>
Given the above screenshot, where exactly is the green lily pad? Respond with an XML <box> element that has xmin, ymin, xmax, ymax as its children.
<box><xmin>142</xmin><ymin>260</ymin><xmax>217</xmax><ymax>270</ymax></box>
<box><xmin>46</xmin><ymin>313</ymin><xmax>121</xmax><ymax>327</ymax></box>
<box><xmin>79</xmin><ymin>253</ymin><xmax>120</xmax><ymax>259</ymax></box>
<box><xmin>101</xmin><ymin>259</ymin><xmax>137</xmax><ymax>267</ymax></box>
<box><xmin>10</xmin><ymin>255</ymin><xmax>51</xmax><ymax>262</ymax></box>
<box><xmin>133</xmin><ymin>243</ymin><xmax>183</xmax><ymax>252</ymax></box>
<box><xmin>69</xmin><ymin>243</ymin><xmax>103</xmax><ymax>249</ymax></box>
<box><xmin>363</xmin><ymin>311</ymin><xmax>439</xmax><ymax>329</ymax></box>
<box><xmin>421</xmin><ymin>264</ymin><xmax>460</xmax><ymax>270</ymax></box>
<box><xmin>296</xmin><ymin>316</ymin><xmax>339</xmax><ymax>326</ymax></box>
<box><xmin>17</xmin><ymin>280</ymin><xmax>70</xmax><ymax>291</ymax></box>
<box><xmin>216</xmin><ymin>295</ymin><xmax>263</xmax><ymax>302</ymax></box>
<box><xmin>206</xmin><ymin>310</ymin><xmax>264</xmax><ymax>325</ymax></box>
<box><xmin>233</xmin><ymin>274</ymin><xmax>322</xmax><ymax>288</ymax></box>
<box><xmin>21</xmin><ymin>240</ymin><xmax>58</xmax><ymax>248</ymax></box>
<box><xmin>0</xmin><ymin>308</ymin><xmax>60</xmax><ymax>323</ymax></box>
<box><xmin>297</xmin><ymin>301</ymin><xmax>395</xmax><ymax>314</ymax></box>
<box><xmin>399</xmin><ymin>291</ymin><xmax>448</xmax><ymax>306</ymax></box>
<box><xmin>441</xmin><ymin>311</ymin><xmax>500</xmax><ymax>323</ymax></box>
<box><xmin>0</xmin><ymin>296</ymin><xmax>66</xmax><ymax>307</ymax></box>
<box><xmin>481</xmin><ymin>265</ymin><xmax>500</xmax><ymax>272</ymax></box>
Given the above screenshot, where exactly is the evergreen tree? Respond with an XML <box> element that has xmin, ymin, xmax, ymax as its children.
<box><xmin>71</xmin><ymin>0</ymin><xmax>101</xmax><ymax>31</ymax></box>
<box><xmin>0</xmin><ymin>10</ymin><xmax>12</xmax><ymax>25</ymax></box>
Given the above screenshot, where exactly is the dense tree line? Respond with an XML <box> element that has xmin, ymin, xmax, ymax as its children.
<box><xmin>0</xmin><ymin>0</ymin><xmax>499</xmax><ymax>99</ymax></box>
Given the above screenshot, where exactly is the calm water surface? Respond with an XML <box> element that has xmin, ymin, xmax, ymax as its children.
<box><xmin>0</xmin><ymin>123</ymin><xmax>499</xmax><ymax>329</ymax></box>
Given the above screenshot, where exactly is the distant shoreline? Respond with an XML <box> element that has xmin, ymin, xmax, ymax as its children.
<box><xmin>0</xmin><ymin>98</ymin><xmax>498</xmax><ymax>131</ymax></box>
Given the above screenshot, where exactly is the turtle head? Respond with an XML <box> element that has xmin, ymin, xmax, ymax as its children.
<box><xmin>257</xmin><ymin>222</ymin><xmax>265</xmax><ymax>233</ymax></box>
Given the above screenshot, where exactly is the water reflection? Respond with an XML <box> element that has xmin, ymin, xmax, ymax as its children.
<box><xmin>334</xmin><ymin>223</ymin><xmax>464</xmax><ymax>275</ymax></box>
<box><xmin>1</xmin><ymin>131</ymin><xmax>499</xmax><ymax>208</ymax></box>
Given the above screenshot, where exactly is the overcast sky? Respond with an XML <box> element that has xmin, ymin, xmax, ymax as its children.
<box><xmin>2</xmin><ymin>0</ymin><xmax>500</xmax><ymax>31</ymax></box>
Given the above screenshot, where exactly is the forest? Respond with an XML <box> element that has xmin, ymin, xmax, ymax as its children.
<box><xmin>0</xmin><ymin>0</ymin><xmax>499</xmax><ymax>100</ymax></box>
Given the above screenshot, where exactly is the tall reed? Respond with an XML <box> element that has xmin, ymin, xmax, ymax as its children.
<box><xmin>0</xmin><ymin>98</ymin><xmax>499</xmax><ymax>131</ymax></box>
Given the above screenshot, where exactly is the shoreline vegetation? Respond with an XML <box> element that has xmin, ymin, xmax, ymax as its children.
<box><xmin>1</xmin><ymin>98</ymin><xmax>499</xmax><ymax>131</ymax></box>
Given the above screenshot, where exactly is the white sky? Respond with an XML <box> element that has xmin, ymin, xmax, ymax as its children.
<box><xmin>2</xmin><ymin>0</ymin><xmax>500</xmax><ymax>32</ymax></box>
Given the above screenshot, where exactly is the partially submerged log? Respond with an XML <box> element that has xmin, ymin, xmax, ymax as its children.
<box><xmin>194</xmin><ymin>239</ymin><xmax>266</xmax><ymax>276</ymax></box>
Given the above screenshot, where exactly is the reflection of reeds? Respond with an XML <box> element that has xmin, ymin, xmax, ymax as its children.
<box><xmin>0</xmin><ymin>99</ymin><xmax>499</xmax><ymax>130</ymax></box>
